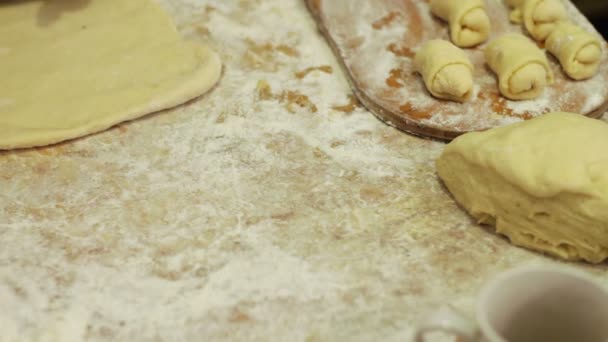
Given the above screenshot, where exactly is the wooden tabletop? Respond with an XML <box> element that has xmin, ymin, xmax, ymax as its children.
<box><xmin>1</xmin><ymin>0</ymin><xmax>607</xmax><ymax>340</ymax></box>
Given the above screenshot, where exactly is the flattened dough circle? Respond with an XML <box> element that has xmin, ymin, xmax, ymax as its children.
<box><xmin>0</xmin><ymin>0</ymin><xmax>222</xmax><ymax>150</ymax></box>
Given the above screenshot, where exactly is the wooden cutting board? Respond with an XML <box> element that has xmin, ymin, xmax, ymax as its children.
<box><xmin>305</xmin><ymin>0</ymin><xmax>608</xmax><ymax>140</ymax></box>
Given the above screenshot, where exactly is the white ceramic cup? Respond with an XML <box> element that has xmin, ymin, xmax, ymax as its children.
<box><xmin>415</xmin><ymin>266</ymin><xmax>608</xmax><ymax>342</ymax></box>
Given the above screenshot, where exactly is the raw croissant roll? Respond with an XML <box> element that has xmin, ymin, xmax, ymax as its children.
<box><xmin>430</xmin><ymin>0</ymin><xmax>491</xmax><ymax>47</ymax></box>
<box><xmin>414</xmin><ymin>39</ymin><xmax>474</xmax><ymax>102</ymax></box>
<box><xmin>522</xmin><ymin>0</ymin><xmax>568</xmax><ymax>42</ymax></box>
<box><xmin>546</xmin><ymin>22</ymin><xmax>603</xmax><ymax>80</ymax></box>
<box><xmin>485</xmin><ymin>34</ymin><xmax>554</xmax><ymax>100</ymax></box>
<box><xmin>504</xmin><ymin>0</ymin><xmax>525</xmax><ymax>23</ymax></box>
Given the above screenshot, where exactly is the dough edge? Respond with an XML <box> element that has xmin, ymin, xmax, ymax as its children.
<box><xmin>0</xmin><ymin>45</ymin><xmax>221</xmax><ymax>150</ymax></box>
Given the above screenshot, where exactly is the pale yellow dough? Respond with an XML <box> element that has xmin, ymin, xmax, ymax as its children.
<box><xmin>504</xmin><ymin>0</ymin><xmax>525</xmax><ymax>23</ymax></box>
<box><xmin>0</xmin><ymin>0</ymin><xmax>221</xmax><ymax>150</ymax></box>
<box><xmin>437</xmin><ymin>112</ymin><xmax>608</xmax><ymax>263</ymax></box>
<box><xmin>522</xmin><ymin>0</ymin><xmax>568</xmax><ymax>42</ymax></box>
<box><xmin>485</xmin><ymin>34</ymin><xmax>553</xmax><ymax>100</ymax></box>
<box><xmin>414</xmin><ymin>40</ymin><xmax>474</xmax><ymax>103</ymax></box>
<box><xmin>546</xmin><ymin>22</ymin><xmax>603</xmax><ymax>80</ymax></box>
<box><xmin>430</xmin><ymin>0</ymin><xmax>491</xmax><ymax>47</ymax></box>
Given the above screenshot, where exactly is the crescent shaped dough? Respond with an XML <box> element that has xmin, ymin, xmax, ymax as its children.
<box><xmin>485</xmin><ymin>34</ymin><xmax>554</xmax><ymax>100</ymax></box>
<box><xmin>430</xmin><ymin>0</ymin><xmax>491</xmax><ymax>48</ymax></box>
<box><xmin>436</xmin><ymin>112</ymin><xmax>608</xmax><ymax>263</ymax></box>
<box><xmin>0</xmin><ymin>0</ymin><xmax>222</xmax><ymax>150</ymax></box>
<box><xmin>522</xmin><ymin>0</ymin><xmax>568</xmax><ymax>42</ymax></box>
<box><xmin>546</xmin><ymin>22</ymin><xmax>603</xmax><ymax>80</ymax></box>
<box><xmin>414</xmin><ymin>40</ymin><xmax>474</xmax><ymax>103</ymax></box>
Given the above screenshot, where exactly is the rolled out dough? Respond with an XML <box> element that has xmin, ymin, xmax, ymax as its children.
<box><xmin>0</xmin><ymin>0</ymin><xmax>221</xmax><ymax>150</ymax></box>
<box><xmin>437</xmin><ymin>112</ymin><xmax>608</xmax><ymax>263</ymax></box>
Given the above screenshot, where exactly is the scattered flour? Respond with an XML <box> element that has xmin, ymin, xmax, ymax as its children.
<box><xmin>0</xmin><ymin>1</ymin><xmax>606</xmax><ymax>342</ymax></box>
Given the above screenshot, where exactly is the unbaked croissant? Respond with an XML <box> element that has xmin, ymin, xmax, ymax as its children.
<box><xmin>414</xmin><ymin>39</ymin><xmax>474</xmax><ymax>102</ymax></box>
<box><xmin>430</xmin><ymin>0</ymin><xmax>491</xmax><ymax>48</ymax></box>
<box><xmin>504</xmin><ymin>0</ymin><xmax>525</xmax><ymax>23</ymax></box>
<box><xmin>546</xmin><ymin>22</ymin><xmax>603</xmax><ymax>80</ymax></box>
<box><xmin>485</xmin><ymin>34</ymin><xmax>554</xmax><ymax>100</ymax></box>
<box><xmin>521</xmin><ymin>0</ymin><xmax>568</xmax><ymax>42</ymax></box>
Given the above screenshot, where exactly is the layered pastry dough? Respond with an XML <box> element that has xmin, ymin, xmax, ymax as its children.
<box><xmin>437</xmin><ymin>112</ymin><xmax>608</xmax><ymax>264</ymax></box>
<box><xmin>485</xmin><ymin>34</ymin><xmax>553</xmax><ymax>100</ymax></box>
<box><xmin>546</xmin><ymin>22</ymin><xmax>603</xmax><ymax>80</ymax></box>
<box><xmin>430</xmin><ymin>0</ymin><xmax>491</xmax><ymax>47</ymax></box>
<box><xmin>414</xmin><ymin>40</ymin><xmax>474</xmax><ymax>102</ymax></box>
<box><xmin>522</xmin><ymin>0</ymin><xmax>568</xmax><ymax>42</ymax></box>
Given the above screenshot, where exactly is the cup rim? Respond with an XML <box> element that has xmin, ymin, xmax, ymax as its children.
<box><xmin>476</xmin><ymin>265</ymin><xmax>608</xmax><ymax>342</ymax></box>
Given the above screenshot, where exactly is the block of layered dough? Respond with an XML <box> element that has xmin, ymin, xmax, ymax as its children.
<box><xmin>414</xmin><ymin>40</ymin><xmax>474</xmax><ymax>102</ymax></box>
<box><xmin>437</xmin><ymin>112</ymin><xmax>608</xmax><ymax>263</ymax></box>
<box><xmin>485</xmin><ymin>34</ymin><xmax>554</xmax><ymax>100</ymax></box>
<box><xmin>430</xmin><ymin>0</ymin><xmax>491</xmax><ymax>47</ymax></box>
<box><xmin>522</xmin><ymin>0</ymin><xmax>568</xmax><ymax>42</ymax></box>
<box><xmin>546</xmin><ymin>22</ymin><xmax>603</xmax><ymax>80</ymax></box>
